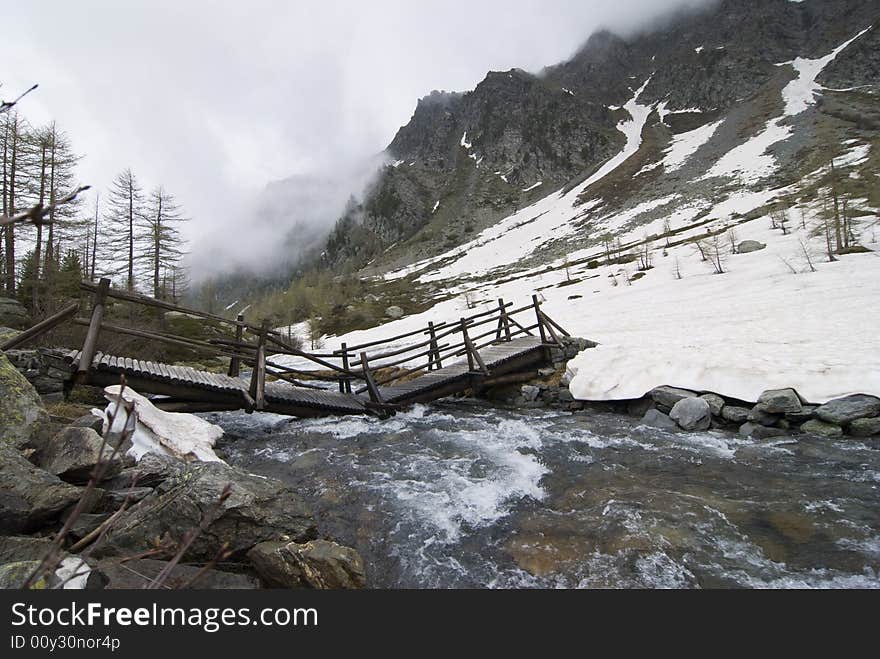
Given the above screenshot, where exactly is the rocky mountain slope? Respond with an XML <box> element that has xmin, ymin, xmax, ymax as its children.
<box><xmin>317</xmin><ymin>0</ymin><xmax>879</xmax><ymax>275</ymax></box>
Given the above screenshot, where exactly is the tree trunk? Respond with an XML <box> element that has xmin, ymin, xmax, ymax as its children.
<box><xmin>5</xmin><ymin>120</ymin><xmax>18</xmax><ymax>295</ymax></box>
<box><xmin>153</xmin><ymin>194</ymin><xmax>162</xmax><ymax>298</ymax></box>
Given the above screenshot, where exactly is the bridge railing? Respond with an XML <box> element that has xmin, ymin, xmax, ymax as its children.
<box><xmin>5</xmin><ymin>279</ymin><xmax>569</xmax><ymax>411</ymax></box>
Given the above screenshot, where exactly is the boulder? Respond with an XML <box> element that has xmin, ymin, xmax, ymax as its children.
<box><xmin>384</xmin><ymin>306</ymin><xmax>405</xmax><ymax>319</ymax></box>
<box><xmin>0</xmin><ymin>536</ymin><xmax>56</xmax><ymax>564</ymax></box>
<box><xmin>521</xmin><ymin>385</ymin><xmax>541</xmax><ymax>402</ymax></box>
<box><xmin>721</xmin><ymin>405</ymin><xmax>751</xmax><ymax>424</ymax></box>
<box><xmin>699</xmin><ymin>393</ymin><xmax>725</xmax><ymax>417</ymax></box>
<box><xmin>848</xmin><ymin>417</ymin><xmax>880</xmax><ymax>438</ymax></box>
<box><xmin>641</xmin><ymin>409</ymin><xmax>679</xmax><ymax>432</ymax></box>
<box><xmin>91</xmin><ymin>460</ymin><xmax>317</xmax><ymax>562</ymax></box>
<box><xmin>757</xmin><ymin>389</ymin><xmax>803</xmax><ymax>414</ymax></box>
<box><xmin>649</xmin><ymin>386</ymin><xmax>697</xmax><ymax>409</ymax></box>
<box><xmin>801</xmin><ymin>420</ymin><xmax>844</xmax><ymax>438</ymax></box>
<box><xmin>69</xmin><ymin>514</ymin><xmax>112</xmax><ymax>541</ymax></box>
<box><xmin>0</xmin><ymin>561</ymin><xmax>46</xmax><ymax>589</ymax></box>
<box><xmin>95</xmin><ymin>558</ymin><xmax>259</xmax><ymax>589</ymax></box>
<box><xmin>814</xmin><ymin>395</ymin><xmax>880</xmax><ymax>426</ymax></box>
<box><xmin>627</xmin><ymin>396</ymin><xmax>655</xmax><ymax>417</ymax></box>
<box><xmin>0</xmin><ymin>353</ymin><xmax>51</xmax><ymax>456</ymax></box>
<box><xmin>0</xmin><ymin>444</ymin><xmax>83</xmax><ymax>534</ymax></box>
<box><xmin>0</xmin><ymin>296</ymin><xmax>28</xmax><ymax>329</ymax></box>
<box><xmin>785</xmin><ymin>406</ymin><xmax>816</xmax><ymax>424</ymax></box>
<box><xmin>0</xmin><ymin>326</ymin><xmax>21</xmax><ymax>344</ymax></box>
<box><xmin>248</xmin><ymin>540</ymin><xmax>366</xmax><ymax>589</ymax></box>
<box><xmin>739</xmin><ymin>423</ymin><xmax>787</xmax><ymax>439</ymax></box>
<box><xmin>40</xmin><ymin>427</ymin><xmax>124</xmax><ymax>484</ymax></box>
<box><xmin>71</xmin><ymin>413</ymin><xmax>104</xmax><ymax>433</ymax></box>
<box><xmin>737</xmin><ymin>240</ymin><xmax>766</xmax><ymax>254</ymax></box>
<box><xmin>748</xmin><ymin>405</ymin><xmax>781</xmax><ymax>427</ymax></box>
<box><xmin>670</xmin><ymin>397</ymin><xmax>711</xmax><ymax>431</ymax></box>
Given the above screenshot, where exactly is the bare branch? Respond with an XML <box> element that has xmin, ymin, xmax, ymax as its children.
<box><xmin>0</xmin><ymin>185</ymin><xmax>91</xmax><ymax>228</ymax></box>
<box><xmin>0</xmin><ymin>83</ymin><xmax>38</xmax><ymax>115</ymax></box>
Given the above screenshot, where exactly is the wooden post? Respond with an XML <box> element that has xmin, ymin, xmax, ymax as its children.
<box><xmin>360</xmin><ymin>352</ymin><xmax>384</xmax><ymax>404</ymax></box>
<box><xmin>460</xmin><ymin>318</ymin><xmax>476</xmax><ymax>372</ymax></box>
<box><xmin>77</xmin><ymin>278</ymin><xmax>110</xmax><ymax>381</ymax></box>
<box><xmin>427</xmin><ymin>322</ymin><xmax>441</xmax><ymax>370</ymax></box>
<box><xmin>339</xmin><ymin>342</ymin><xmax>352</xmax><ymax>394</ymax></box>
<box><xmin>249</xmin><ymin>319</ymin><xmax>268</xmax><ymax>410</ymax></box>
<box><xmin>228</xmin><ymin>313</ymin><xmax>245</xmax><ymax>377</ymax></box>
<box><xmin>498</xmin><ymin>298</ymin><xmax>511</xmax><ymax>342</ymax></box>
<box><xmin>532</xmin><ymin>294</ymin><xmax>548</xmax><ymax>344</ymax></box>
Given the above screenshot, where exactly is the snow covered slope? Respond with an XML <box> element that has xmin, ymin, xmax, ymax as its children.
<box><xmin>275</xmin><ymin>23</ymin><xmax>879</xmax><ymax>404</ymax></box>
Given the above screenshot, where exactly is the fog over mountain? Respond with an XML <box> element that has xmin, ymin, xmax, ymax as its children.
<box><xmin>0</xmin><ymin>0</ymin><xmax>717</xmax><ymax>279</ymax></box>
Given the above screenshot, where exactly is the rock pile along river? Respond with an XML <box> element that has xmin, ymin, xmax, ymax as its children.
<box><xmin>211</xmin><ymin>402</ymin><xmax>880</xmax><ymax>589</ymax></box>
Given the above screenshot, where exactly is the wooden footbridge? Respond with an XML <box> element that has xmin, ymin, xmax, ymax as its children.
<box><xmin>2</xmin><ymin>279</ymin><xmax>571</xmax><ymax>418</ymax></box>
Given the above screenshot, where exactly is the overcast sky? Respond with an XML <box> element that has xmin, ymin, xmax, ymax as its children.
<box><xmin>1</xmin><ymin>0</ymin><xmax>713</xmax><ymax>277</ymax></box>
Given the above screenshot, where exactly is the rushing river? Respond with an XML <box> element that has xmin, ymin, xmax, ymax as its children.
<box><xmin>209</xmin><ymin>401</ymin><xmax>880</xmax><ymax>589</ymax></box>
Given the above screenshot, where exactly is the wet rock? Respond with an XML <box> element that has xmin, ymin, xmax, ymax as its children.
<box><xmin>95</xmin><ymin>558</ymin><xmax>259</xmax><ymax>589</ymax></box>
<box><xmin>748</xmin><ymin>405</ymin><xmax>781</xmax><ymax>427</ymax></box>
<box><xmin>848</xmin><ymin>417</ymin><xmax>880</xmax><ymax>438</ymax></box>
<box><xmin>814</xmin><ymin>395</ymin><xmax>880</xmax><ymax>426</ymax></box>
<box><xmin>721</xmin><ymin>405</ymin><xmax>750</xmax><ymax>424</ymax></box>
<box><xmin>737</xmin><ymin>240</ymin><xmax>766</xmax><ymax>254</ymax></box>
<box><xmin>92</xmin><ymin>460</ymin><xmax>317</xmax><ymax>562</ymax></box>
<box><xmin>641</xmin><ymin>409</ymin><xmax>679</xmax><ymax>432</ymax></box>
<box><xmin>627</xmin><ymin>396</ymin><xmax>655</xmax><ymax>417</ymax></box>
<box><xmin>670</xmin><ymin>397</ymin><xmax>711</xmax><ymax>431</ymax></box>
<box><xmin>739</xmin><ymin>423</ymin><xmax>787</xmax><ymax>439</ymax></box>
<box><xmin>785</xmin><ymin>406</ymin><xmax>816</xmax><ymax>424</ymax></box>
<box><xmin>0</xmin><ymin>444</ymin><xmax>83</xmax><ymax>534</ymax></box>
<box><xmin>0</xmin><ymin>352</ymin><xmax>51</xmax><ymax>457</ymax></box>
<box><xmin>757</xmin><ymin>388</ymin><xmax>803</xmax><ymax>414</ymax></box>
<box><xmin>801</xmin><ymin>419</ymin><xmax>844</xmax><ymax>438</ymax></box>
<box><xmin>248</xmin><ymin>540</ymin><xmax>366</xmax><ymax>589</ymax></box>
<box><xmin>649</xmin><ymin>386</ymin><xmax>697</xmax><ymax>409</ymax></box>
<box><xmin>558</xmin><ymin>388</ymin><xmax>574</xmax><ymax>404</ymax></box>
<box><xmin>699</xmin><ymin>393</ymin><xmax>725</xmax><ymax>417</ymax></box>
<box><xmin>0</xmin><ymin>296</ymin><xmax>28</xmax><ymax>328</ymax></box>
<box><xmin>384</xmin><ymin>306</ymin><xmax>404</xmax><ymax>319</ymax></box>
<box><xmin>40</xmin><ymin>427</ymin><xmax>124</xmax><ymax>484</ymax></box>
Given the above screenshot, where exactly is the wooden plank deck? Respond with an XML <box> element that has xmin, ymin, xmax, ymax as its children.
<box><xmin>64</xmin><ymin>335</ymin><xmax>551</xmax><ymax>418</ymax></box>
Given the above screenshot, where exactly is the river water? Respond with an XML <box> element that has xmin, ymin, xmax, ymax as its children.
<box><xmin>209</xmin><ymin>401</ymin><xmax>880</xmax><ymax>589</ymax></box>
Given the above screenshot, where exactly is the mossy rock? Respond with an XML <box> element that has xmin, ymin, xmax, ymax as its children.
<box><xmin>0</xmin><ymin>352</ymin><xmax>52</xmax><ymax>456</ymax></box>
<box><xmin>0</xmin><ymin>561</ymin><xmax>48</xmax><ymax>589</ymax></box>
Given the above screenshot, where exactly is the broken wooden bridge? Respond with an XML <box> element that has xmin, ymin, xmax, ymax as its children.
<box><xmin>3</xmin><ymin>279</ymin><xmax>571</xmax><ymax>418</ymax></box>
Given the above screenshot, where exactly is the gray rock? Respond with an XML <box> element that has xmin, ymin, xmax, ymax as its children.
<box><xmin>739</xmin><ymin>423</ymin><xmax>787</xmax><ymax>439</ymax></box>
<box><xmin>649</xmin><ymin>386</ymin><xmax>697</xmax><ymax>409</ymax></box>
<box><xmin>100</xmin><ymin>487</ymin><xmax>154</xmax><ymax>509</ymax></box>
<box><xmin>521</xmin><ymin>385</ymin><xmax>541</xmax><ymax>402</ymax></box>
<box><xmin>0</xmin><ymin>444</ymin><xmax>83</xmax><ymax>534</ymax></box>
<box><xmin>737</xmin><ymin>240</ymin><xmax>766</xmax><ymax>254</ymax></box>
<box><xmin>0</xmin><ymin>326</ymin><xmax>21</xmax><ymax>344</ymax></box>
<box><xmin>641</xmin><ymin>409</ymin><xmax>679</xmax><ymax>432</ymax></box>
<box><xmin>248</xmin><ymin>540</ymin><xmax>366</xmax><ymax>589</ymax></box>
<box><xmin>785</xmin><ymin>406</ymin><xmax>816</xmax><ymax>424</ymax></box>
<box><xmin>757</xmin><ymin>388</ymin><xmax>803</xmax><ymax>414</ymax></box>
<box><xmin>0</xmin><ymin>296</ymin><xmax>28</xmax><ymax>328</ymax></box>
<box><xmin>40</xmin><ymin>427</ymin><xmax>124</xmax><ymax>484</ymax></box>
<box><xmin>384</xmin><ymin>305</ymin><xmax>405</xmax><ymax>319</ymax></box>
<box><xmin>721</xmin><ymin>406</ymin><xmax>751</xmax><ymax>424</ymax></box>
<box><xmin>801</xmin><ymin>419</ymin><xmax>844</xmax><ymax>438</ymax></box>
<box><xmin>69</xmin><ymin>513</ymin><xmax>112</xmax><ymax>541</ymax></box>
<box><xmin>748</xmin><ymin>404</ymin><xmax>781</xmax><ymax>427</ymax></box>
<box><xmin>627</xmin><ymin>396</ymin><xmax>655</xmax><ymax>417</ymax></box>
<box><xmin>0</xmin><ymin>535</ymin><xmax>56</xmax><ymax>564</ymax></box>
<box><xmin>848</xmin><ymin>417</ymin><xmax>880</xmax><ymax>438</ymax></box>
<box><xmin>0</xmin><ymin>352</ymin><xmax>51</xmax><ymax>457</ymax></box>
<box><xmin>670</xmin><ymin>397</ymin><xmax>711</xmax><ymax>431</ymax></box>
<box><xmin>558</xmin><ymin>388</ymin><xmax>574</xmax><ymax>403</ymax></box>
<box><xmin>814</xmin><ymin>395</ymin><xmax>880</xmax><ymax>426</ymax></box>
<box><xmin>92</xmin><ymin>460</ymin><xmax>317</xmax><ymax>562</ymax></box>
<box><xmin>71</xmin><ymin>413</ymin><xmax>104</xmax><ymax>433</ymax></box>
<box><xmin>0</xmin><ymin>561</ymin><xmax>45</xmax><ymax>589</ymax></box>
<box><xmin>699</xmin><ymin>393</ymin><xmax>725</xmax><ymax>417</ymax></box>
<box><xmin>538</xmin><ymin>367</ymin><xmax>557</xmax><ymax>378</ymax></box>
<box><xmin>95</xmin><ymin>558</ymin><xmax>259</xmax><ymax>589</ymax></box>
